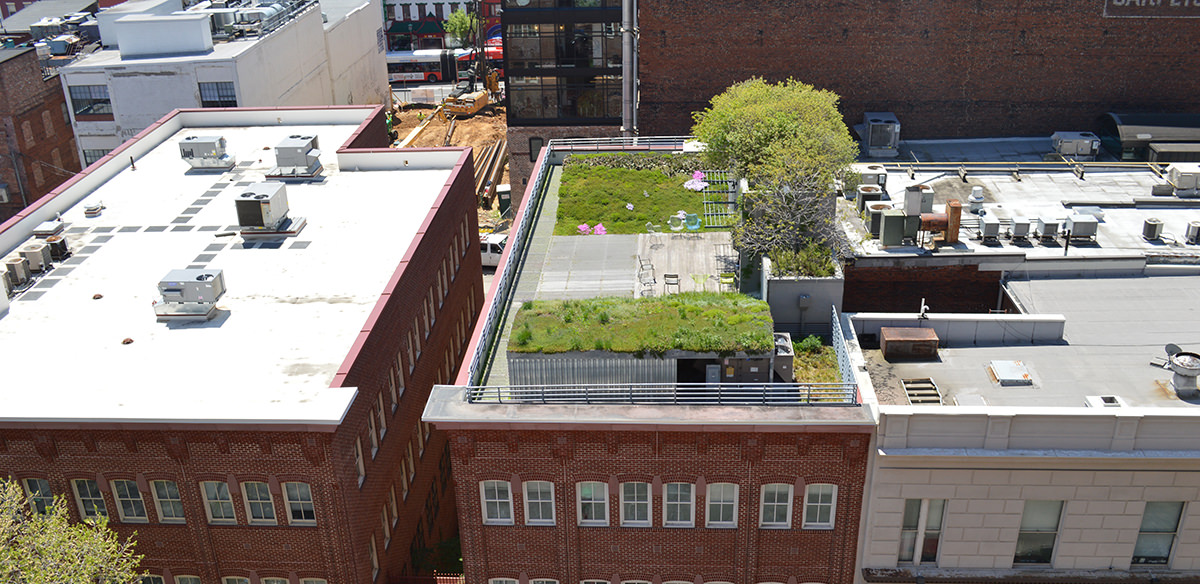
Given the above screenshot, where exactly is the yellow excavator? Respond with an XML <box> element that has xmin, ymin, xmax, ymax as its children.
<box><xmin>443</xmin><ymin>60</ymin><xmax>500</xmax><ymax>118</ymax></box>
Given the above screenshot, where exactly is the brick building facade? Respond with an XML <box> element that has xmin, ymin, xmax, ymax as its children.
<box><xmin>438</xmin><ymin>427</ymin><xmax>871</xmax><ymax>584</ymax></box>
<box><xmin>635</xmin><ymin>0</ymin><xmax>1200</xmax><ymax>139</ymax></box>
<box><xmin>0</xmin><ymin>106</ymin><xmax>483</xmax><ymax>583</ymax></box>
<box><xmin>0</xmin><ymin>47</ymin><xmax>80</xmax><ymax>223</ymax></box>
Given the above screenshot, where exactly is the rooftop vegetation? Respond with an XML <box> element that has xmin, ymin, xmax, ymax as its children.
<box><xmin>555</xmin><ymin>154</ymin><xmax>713</xmax><ymax>236</ymax></box>
<box><xmin>509</xmin><ymin>292</ymin><xmax>774</xmax><ymax>355</ymax></box>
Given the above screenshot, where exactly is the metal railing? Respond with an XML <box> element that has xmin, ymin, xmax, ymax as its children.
<box><xmin>831</xmin><ymin>306</ymin><xmax>856</xmax><ymax>387</ymax></box>
<box><xmin>549</xmin><ymin>135</ymin><xmax>693</xmax><ymax>150</ymax></box>
<box><xmin>466</xmin><ymin>382</ymin><xmax>860</xmax><ymax>406</ymax></box>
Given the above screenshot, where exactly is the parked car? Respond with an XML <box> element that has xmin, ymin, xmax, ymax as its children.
<box><xmin>480</xmin><ymin>233</ymin><xmax>507</xmax><ymax>267</ymax></box>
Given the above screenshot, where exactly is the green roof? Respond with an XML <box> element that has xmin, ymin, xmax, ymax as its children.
<box><xmin>508</xmin><ymin>292</ymin><xmax>775</xmax><ymax>355</ymax></box>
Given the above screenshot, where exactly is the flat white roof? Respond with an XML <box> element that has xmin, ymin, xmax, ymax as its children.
<box><xmin>0</xmin><ymin>114</ymin><xmax>456</xmax><ymax>425</ymax></box>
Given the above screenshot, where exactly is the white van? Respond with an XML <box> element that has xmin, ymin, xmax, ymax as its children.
<box><xmin>480</xmin><ymin>233</ymin><xmax>507</xmax><ymax>267</ymax></box>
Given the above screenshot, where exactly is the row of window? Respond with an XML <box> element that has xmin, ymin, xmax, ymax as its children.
<box><xmin>67</xmin><ymin>81</ymin><xmax>236</xmax><ymax>119</ymax></box>
<box><xmin>901</xmin><ymin>498</ymin><xmax>1186</xmax><ymax>566</ymax></box>
<box><xmin>22</xmin><ymin>477</ymin><xmax>315</xmax><ymax>526</ymax></box>
<box><xmin>480</xmin><ymin>480</ymin><xmax>838</xmax><ymax>529</ymax></box>
<box><xmin>143</xmin><ymin>577</ymin><xmax>326</xmax><ymax>584</ymax></box>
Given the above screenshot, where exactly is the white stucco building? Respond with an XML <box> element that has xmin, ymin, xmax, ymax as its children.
<box><xmin>60</xmin><ymin>0</ymin><xmax>387</xmax><ymax>166</ymax></box>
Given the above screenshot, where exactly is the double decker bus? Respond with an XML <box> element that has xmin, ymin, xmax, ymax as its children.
<box><xmin>385</xmin><ymin>49</ymin><xmax>459</xmax><ymax>83</ymax></box>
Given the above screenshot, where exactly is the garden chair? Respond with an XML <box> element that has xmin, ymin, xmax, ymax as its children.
<box><xmin>718</xmin><ymin>272</ymin><xmax>737</xmax><ymax>292</ymax></box>
<box><xmin>664</xmin><ymin>273</ymin><xmax>680</xmax><ymax>294</ymax></box>
<box><xmin>637</xmin><ymin>254</ymin><xmax>653</xmax><ymax>272</ymax></box>
<box><xmin>684</xmin><ymin>213</ymin><xmax>702</xmax><ymax>237</ymax></box>
<box><xmin>667</xmin><ymin>216</ymin><xmax>685</xmax><ymax>238</ymax></box>
<box><xmin>645</xmin><ymin>221</ymin><xmax>663</xmax><ymax>247</ymax></box>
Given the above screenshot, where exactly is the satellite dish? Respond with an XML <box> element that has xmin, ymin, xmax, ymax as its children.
<box><xmin>1166</xmin><ymin>343</ymin><xmax>1183</xmax><ymax>357</ymax></box>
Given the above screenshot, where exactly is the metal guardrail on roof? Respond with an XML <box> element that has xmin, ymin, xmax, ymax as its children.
<box><xmin>831</xmin><ymin>306</ymin><xmax>857</xmax><ymax>390</ymax></box>
<box><xmin>550</xmin><ymin>136</ymin><xmax>693</xmax><ymax>150</ymax></box>
<box><xmin>466</xmin><ymin>382</ymin><xmax>860</xmax><ymax>406</ymax></box>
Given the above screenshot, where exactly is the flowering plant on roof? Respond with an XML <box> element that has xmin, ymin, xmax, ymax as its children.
<box><xmin>626</xmin><ymin>203</ymin><xmax>634</xmax><ymax>211</ymax></box>
<box><xmin>683</xmin><ymin>170</ymin><xmax>709</xmax><ymax>192</ymax></box>
<box><xmin>577</xmin><ymin>223</ymin><xmax>591</xmax><ymax>235</ymax></box>
<box><xmin>593</xmin><ymin>223</ymin><xmax>607</xmax><ymax>235</ymax></box>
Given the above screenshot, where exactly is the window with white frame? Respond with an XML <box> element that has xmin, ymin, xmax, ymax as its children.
<box><xmin>300</xmin><ymin>580</ymin><xmax>328</xmax><ymax>584</ymax></box>
<box><xmin>416</xmin><ymin>424</ymin><xmax>426</xmax><ymax>456</ymax></box>
<box><xmin>620</xmin><ymin>482</ymin><xmax>650</xmax><ymax>526</ymax></box>
<box><xmin>175</xmin><ymin>576</ymin><xmax>202</xmax><ymax>584</ymax></box>
<box><xmin>480</xmin><ymin>480</ymin><xmax>513</xmax><ymax>524</ymax></box>
<box><xmin>262</xmin><ymin>579</ymin><xmax>289</xmax><ymax>584</ymax></box>
<box><xmin>23</xmin><ymin>478</ymin><xmax>52</xmax><ymax>515</ymax></box>
<box><xmin>706</xmin><ymin>483</ymin><xmax>737</xmax><ymax>528</ymax></box>
<box><xmin>151</xmin><ymin>480</ymin><xmax>185</xmax><ymax>522</ymax></box>
<box><xmin>242</xmin><ymin>482</ymin><xmax>275</xmax><ymax>524</ymax></box>
<box><xmin>1013</xmin><ymin>500</ymin><xmax>1063</xmax><ymax>565</ymax></box>
<box><xmin>664</xmin><ymin>482</ymin><xmax>694</xmax><ymax>527</ymax></box>
<box><xmin>73</xmin><ymin>479</ymin><xmax>107</xmax><ymax>519</ymax></box>
<box><xmin>283</xmin><ymin>482</ymin><xmax>315</xmax><ymax>524</ymax></box>
<box><xmin>401</xmin><ymin>463</ymin><xmax>410</xmax><ymax>499</ymax></box>
<box><xmin>355</xmin><ymin>438</ymin><xmax>366</xmax><ymax>485</ymax></box>
<box><xmin>111</xmin><ymin>479</ymin><xmax>148</xmax><ymax>522</ymax></box>
<box><xmin>381</xmin><ymin>508</ymin><xmax>392</xmax><ymax>547</ymax></box>
<box><xmin>802</xmin><ymin>483</ymin><xmax>836</xmax><ymax>529</ymax></box>
<box><xmin>760</xmin><ymin>483</ymin><xmax>793</xmax><ymax>528</ymax></box>
<box><xmin>389</xmin><ymin>485</ymin><xmax>399</xmax><ymax>526</ymax></box>
<box><xmin>580</xmin><ymin>581</ymin><xmax>609</xmax><ymax>584</ymax></box>
<box><xmin>201</xmin><ymin>481</ymin><xmax>236</xmax><ymax>524</ymax></box>
<box><xmin>1132</xmin><ymin>501</ymin><xmax>1184</xmax><ymax>565</ymax></box>
<box><xmin>577</xmin><ymin>481</ymin><xmax>608</xmax><ymax>526</ymax></box>
<box><xmin>391</xmin><ymin>364</ymin><xmax>405</xmax><ymax>401</ymax></box>
<box><xmin>376</xmin><ymin>394</ymin><xmax>388</xmax><ymax>439</ymax></box>
<box><xmin>423</xmin><ymin>420</ymin><xmax>432</xmax><ymax>442</ymax></box>
<box><xmin>223</xmin><ymin>577</ymin><xmax>249</xmax><ymax>584</ymax></box>
<box><xmin>368</xmin><ymin>413</ymin><xmax>380</xmax><ymax>457</ymax></box>
<box><xmin>142</xmin><ymin>576</ymin><xmax>165</xmax><ymax>584</ymax></box>
<box><xmin>488</xmin><ymin>579</ymin><xmax>518</xmax><ymax>584</ymax></box>
<box><xmin>369</xmin><ymin>535</ymin><xmax>379</xmax><ymax>579</ymax></box>
<box><xmin>530</xmin><ymin>580</ymin><xmax>558</xmax><ymax>584</ymax></box>
<box><xmin>900</xmin><ymin>498</ymin><xmax>945</xmax><ymax>564</ymax></box>
<box><xmin>524</xmin><ymin>480</ymin><xmax>555</xmax><ymax>525</ymax></box>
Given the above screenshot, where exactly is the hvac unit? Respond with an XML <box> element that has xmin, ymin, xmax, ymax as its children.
<box><xmin>1010</xmin><ymin>216</ymin><xmax>1031</xmax><ymax>240</ymax></box>
<box><xmin>981</xmin><ymin>214</ymin><xmax>1001</xmax><ymax>242</ymax></box>
<box><xmin>903</xmin><ymin>185</ymin><xmax>923</xmax><ymax>216</ymax></box>
<box><xmin>1037</xmin><ymin>216</ymin><xmax>1060</xmax><ymax>241</ymax></box>
<box><xmin>5</xmin><ymin>256</ymin><xmax>31</xmax><ymax>286</ymax></box>
<box><xmin>1143</xmin><ymin>218</ymin><xmax>1164</xmax><ymax>240</ymax></box>
<box><xmin>179</xmin><ymin>135</ymin><xmax>236</xmax><ymax>170</ymax></box>
<box><xmin>157</xmin><ymin>269</ymin><xmax>226</xmax><ymax>304</ymax></box>
<box><xmin>855</xmin><ymin>184</ymin><xmax>883</xmax><ymax>202</ymax></box>
<box><xmin>270</xmin><ymin>134</ymin><xmax>322</xmax><ymax>178</ymax></box>
<box><xmin>1051</xmin><ymin>131</ymin><xmax>1101</xmax><ymax>160</ymax></box>
<box><xmin>1167</xmin><ymin>163</ymin><xmax>1200</xmax><ymax>197</ymax></box>
<box><xmin>868</xmin><ymin>204</ymin><xmax>890</xmax><ymax>236</ymax></box>
<box><xmin>859</xmin><ymin>164</ymin><xmax>888</xmax><ymax>189</ymax></box>
<box><xmin>1187</xmin><ymin>221</ymin><xmax>1200</xmax><ymax>244</ymax></box>
<box><xmin>880</xmin><ymin>209</ymin><xmax>906</xmax><ymax>246</ymax></box>
<box><xmin>235</xmin><ymin>182</ymin><xmax>289</xmax><ymax>230</ymax></box>
<box><xmin>20</xmin><ymin>243</ymin><xmax>52</xmax><ymax>272</ymax></box>
<box><xmin>1065</xmin><ymin>214</ymin><xmax>1098</xmax><ymax>240</ymax></box>
<box><xmin>44</xmin><ymin>235</ymin><xmax>69</xmax><ymax>261</ymax></box>
<box><xmin>863</xmin><ymin>112</ymin><xmax>901</xmax><ymax>158</ymax></box>
<box><xmin>2</xmin><ymin>269</ymin><xmax>11</xmax><ymax>297</ymax></box>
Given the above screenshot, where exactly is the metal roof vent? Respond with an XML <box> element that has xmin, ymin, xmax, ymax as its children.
<box><xmin>1169</xmin><ymin>352</ymin><xmax>1200</xmax><ymax>396</ymax></box>
<box><xmin>988</xmin><ymin>360</ymin><xmax>1033</xmax><ymax>386</ymax></box>
<box><xmin>1085</xmin><ymin>395</ymin><xmax>1126</xmax><ymax>408</ymax></box>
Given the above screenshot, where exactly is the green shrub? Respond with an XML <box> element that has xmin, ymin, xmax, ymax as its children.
<box><xmin>795</xmin><ymin>334</ymin><xmax>823</xmax><ymax>354</ymax></box>
<box><xmin>768</xmin><ymin>243</ymin><xmax>837</xmax><ymax>278</ymax></box>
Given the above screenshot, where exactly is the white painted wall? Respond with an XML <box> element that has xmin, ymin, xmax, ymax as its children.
<box><xmin>232</xmin><ymin>8</ymin><xmax>330</xmax><ymax>107</ymax></box>
<box><xmin>323</xmin><ymin>0</ymin><xmax>388</xmax><ymax>106</ymax></box>
<box><xmin>858</xmin><ymin>408</ymin><xmax>1200</xmax><ymax>581</ymax></box>
<box><xmin>113</xmin><ymin>14</ymin><xmax>213</xmax><ymax>58</ymax></box>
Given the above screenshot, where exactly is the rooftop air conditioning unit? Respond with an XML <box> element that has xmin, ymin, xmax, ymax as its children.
<box><xmin>1051</xmin><ymin>132</ymin><xmax>1101</xmax><ymax>160</ymax></box>
<box><xmin>1065</xmin><ymin>214</ymin><xmax>1098</xmax><ymax>240</ymax></box>
<box><xmin>179</xmin><ymin>135</ymin><xmax>236</xmax><ymax>170</ymax></box>
<box><xmin>1144</xmin><ymin>218</ymin><xmax>1164</xmax><ymax>241</ymax></box>
<box><xmin>859</xmin><ymin>164</ymin><xmax>888</xmax><ymax>189</ymax></box>
<box><xmin>270</xmin><ymin>134</ymin><xmax>322</xmax><ymax>178</ymax></box>
<box><xmin>235</xmin><ymin>182</ymin><xmax>290</xmax><ymax>231</ymax></box>
<box><xmin>1010</xmin><ymin>216</ymin><xmax>1030</xmax><ymax>240</ymax></box>
<box><xmin>1167</xmin><ymin>163</ymin><xmax>1200</xmax><ymax>197</ymax></box>
<box><xmin>20</xmin><ymin>243</ymin><xmax>52</xmax><ymax>272</ymax></box>
<box><xmin>5</xmin><ymin>256</ymin><xmax>31</xmax><ymax>286</ymax></box>
<box><xmin>154</xmin><ymin>269</ymin><xmax>227</xmax><ymax>321</ymax></box>
<box><xmin>1187</xmin><ymin>221</ymin><xmax>1200</xmax><ymax>244</ymax></box>
<box><xmin>863</xmin><ymin>112</ymin><xmax>900</xmax><ymax>158</ymax></box>
<box><xmin>1037</xmin><ymin>216</ymin><xmax>1060</xmax><ymax>241</ymax></box>
<box><xmin>981</xmin><ymin>214</ymin><xmax>1001</xmax><ymax>242</ymax></box>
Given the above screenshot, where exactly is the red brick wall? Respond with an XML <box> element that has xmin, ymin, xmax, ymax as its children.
<box><xmin>445</xmin><ymin>428</ymin><xmax>870</xmax><ymax>584</ymax></box>
<box><xmin>637</xmin><ymin>0</ymin><xmax>1200</xmax><ymax>139</ymax></box>
<box><xmin>842</xmin><ymin>261</ymin><xmax>1002</xmax><ymax>314</ymax></box>
<box><xmin>0</xmin><ymin>50</ymin><xmax>80</xmax><ymax>222</ymax></box>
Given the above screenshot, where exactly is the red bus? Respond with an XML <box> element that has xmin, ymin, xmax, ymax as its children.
<box><xmin>385</xmin><ymin>50</ymin><xmax>459</xmax><ymax>83</ymax></box>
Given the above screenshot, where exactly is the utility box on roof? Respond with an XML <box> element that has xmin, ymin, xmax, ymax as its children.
<box><xmin>881</xmin><ymin>327</ymin><xmax>939</xmax><ymax>361</ymax></box>
<box><xmin>157</xmin><ymin>269</ymin><xmax>226</xmax><ymax>304</ymax></box>
<box><xmin>1052</xmin><ymin>131</ymin><xmax>1101</xmax><ymax>160</ymax></box>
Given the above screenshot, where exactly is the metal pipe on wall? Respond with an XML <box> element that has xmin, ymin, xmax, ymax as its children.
<box><xmin>620</xmin><ymin>0</ymin><xmax>636</xmax><ymax>137</ymax></box>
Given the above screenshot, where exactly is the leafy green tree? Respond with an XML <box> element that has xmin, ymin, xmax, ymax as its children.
<box><xmin>691</xmin><ymin>78</ymin><xmax>858</xmax><ymax>257</ymax></box>
<box><xmin>444</xmin><ymin>8</ymin><xmax>478</xmax><ymax>48</ymax></box>
<box><xmin>0</xmin><ymin>479</ymin><xmax>144</xmax><ymax>584</ymax></box>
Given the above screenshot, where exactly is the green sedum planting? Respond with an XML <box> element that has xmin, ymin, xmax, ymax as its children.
<box><xmin>509</xmin><ymin>292</ymin><xmax>774</xmax><ymax>355</ymax></box>
<box><xmin>555</xmin><ymin>164</ymin><xmax>708</xmax><ymax>235</ymax></box>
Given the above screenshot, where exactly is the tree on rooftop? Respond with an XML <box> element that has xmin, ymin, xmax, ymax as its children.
<box><xmin>444</xmin><ymin>8</ymin><xmax>478</xmax><ymax>48</ymax></box>
<box><xmin>691</xmin><ymin>78</ymin><xmax>858</xmax><ymax>259</ymax></box>
<box><xmin>0</xmin><ymin>479</ymin><xmax>144</xmax><ymax>584</ymax></box>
